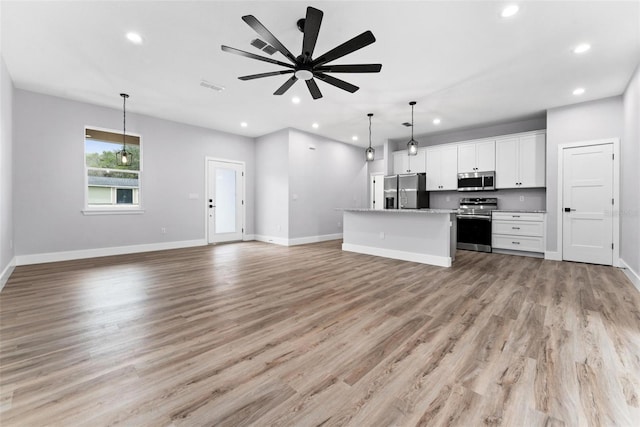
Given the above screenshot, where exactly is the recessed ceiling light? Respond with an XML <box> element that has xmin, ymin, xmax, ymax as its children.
<box><xmin>352</xmin><ymin>136</ymin><xmax>358</xmax><ymax>141</ymax></box>
<box><xmin>126</xmin><ymin>32</ymin><xmax>143</xmax><ymax>45</ymax></box>
<box><xmin>433</xmin><ymin>118</ymin><xmax>441</xmax><ymax>125</ymax></box>
<box><xmin>501</xmin><ymin>5</ymin><xmax>519</xmax><ymax>18</ymax></box>
<box><xmin>573</xmin><ymin>87</ymin><xmax>585</xmax><ymax>96</ymax></box>
<box><xmin>312</xmin><ymin>123</ymin><xmax>319</xmax><ymax>129</ymax></box>
<box><xmin>291</xmin><ymin>96</ymin><xmax>301</xmax><ymax>104</ymax></box>
<box><xmin>240</xmin><ymin>122</ymin><xmax>248</xmax><ymax>127</ymax></box>
<box><xmin>573</xmin><ymin>43</ymin><xmax>591</xmax><ymax>54</ymax></box>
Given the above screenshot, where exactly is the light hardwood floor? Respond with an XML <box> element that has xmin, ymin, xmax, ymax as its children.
<box><xmin>1</xmin><ymin>241</ymin><xmax>639</xmax><ymax>426</ymax></box>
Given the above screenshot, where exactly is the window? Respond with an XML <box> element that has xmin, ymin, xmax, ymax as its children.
<box><xmin>85</xmin><ymin>127</ymin><xmax>141</xmax><ymax>210</ymax></box>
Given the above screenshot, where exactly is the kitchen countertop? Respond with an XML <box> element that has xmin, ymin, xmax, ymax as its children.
<box><xmin>338</xmin><ymin>208</ymin><xmax>458</xmax><ymax>214</ymax></box>
<box><xmin>493</xmin><ymin>210</ymin><xmax>547</xmax><ymax>213</ymax></box>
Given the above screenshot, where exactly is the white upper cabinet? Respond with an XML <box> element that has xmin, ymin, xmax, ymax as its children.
<box><xmin>496</xmin><ymin>132</ymin><xmax>546</xmax><ymax>188</ymax></box>
<box><xmin>393</xmin><ymin>148</ymin><xmax>426</xmax><ymax>174</ymax></box>
<box><xmin>426</xmin><ymin>145</ymin><xmax>458</xmax><ymax>191</ymax></box>
<box><xmin>457</xmin><ymin>140</ymin><xmax>495</xmax><ymax>173</ymax></box>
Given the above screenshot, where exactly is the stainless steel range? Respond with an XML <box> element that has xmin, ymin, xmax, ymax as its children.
<box><xmin>456</xmin><ymin>197</ymin><xmax>498</xmax><ymax>252</ymax></box>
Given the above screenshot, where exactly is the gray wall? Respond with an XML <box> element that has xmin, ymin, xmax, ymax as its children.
<box><xmin>389</xmin><ymin>116</ymin><xmax>547</xmax><ymax>149</ymax></box>
<box><xmin>288</xmin><ymin>129</ymin><xmax>367</xmax><ymax>239</ymax></box>
<box><xmin>545</xmin><ymin>96</ymin><xmax>623</xmax><ymax>252</ymax></box>
<box><xmin>622</xmin><ymin>65</ymin><xmax>640</xmax><ymax>274</ymax></box>
<box><xmin>430</xmin><ymin>188</ymin><xmax>546</xmax><ymax>211</ymax></box>
<box><xmin>0</xmin><ymin>57</ymin><xmax>14</xmax><ymax>277</ymax></box>
<box><xmin>255</xmin><ymin>129</ymin><xmax>289</xmax><ymax>239</ymax></box>
<box><xmin>13</xmin><ymin>90</ymin><xmax>255</xmax><ymax>256</ymax></box>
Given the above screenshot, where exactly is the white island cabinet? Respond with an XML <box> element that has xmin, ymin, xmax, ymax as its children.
<box><xmin>339</xmin><ymin>209</ymin><xmax>458</xmax><ymax>267</ymax></box>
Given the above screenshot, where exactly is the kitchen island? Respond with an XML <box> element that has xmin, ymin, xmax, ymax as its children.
<box><xmin>339</xmin><ymin>208</ymin><xmax>458</xmax><ymax>267</ymax></box>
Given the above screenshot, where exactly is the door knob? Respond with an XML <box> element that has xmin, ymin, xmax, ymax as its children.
<box><xmin>209</xmin><ymin>204</ymin><xmax>214</xmax><ymax>208</ymax></box>
<box><xmin>564</xmin><ymin>208</ymin><xmax>575</xmax><ymax>212</ymax></box>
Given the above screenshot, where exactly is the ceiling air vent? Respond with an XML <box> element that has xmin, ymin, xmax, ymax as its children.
<box><xmin>402</xmin><ymin>122</ymin><xmax>412</xmax><ymax>127</ymax></box>
<box><xmin>262</xmin><ymin>45</ymin><xmax>277</xmax><ymax>55</ymax></box>
<box><xmin>250</xmin><ymin>38</ymin><xmax>267</xmax><ymax>49</ymax></box>
<box><xmin>200</xmin><ymin>80</ymin><xmax>225</xmax><ymax>92</ymax></box>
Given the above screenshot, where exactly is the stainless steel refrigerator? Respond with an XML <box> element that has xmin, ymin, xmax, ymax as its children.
<box><xmin>383</xmin><ymin>175</ymin><xmax>398</xmax><ymax>209</ymax></box>
<box><xmin>383</xmin><ymin>173</ymin><xmax>429</xmax><ymax>209</ymax></box>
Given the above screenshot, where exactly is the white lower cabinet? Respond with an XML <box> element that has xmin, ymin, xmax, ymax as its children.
<box><xmin>492</xmin><ymin>212</ymin><xmax>544</xmax><ymax>254</ymax></box>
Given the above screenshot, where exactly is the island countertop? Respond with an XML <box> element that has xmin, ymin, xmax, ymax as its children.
<box><xmin>337</xmin><ymin>208</ymin><xmax>458</xmax><ymax>214</ymax></box>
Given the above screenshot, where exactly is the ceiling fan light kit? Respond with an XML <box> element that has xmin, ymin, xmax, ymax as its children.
<box><xmin>221</xmin><ymin>6</ymin><xmax>382</xmax><ymax>100</ymax></box>
<box><xmin>407</xmin><ymin>101</ymin><xmax>418</xmax><ymax>156</ymax></box>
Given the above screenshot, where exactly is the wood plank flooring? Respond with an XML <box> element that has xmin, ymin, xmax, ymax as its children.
<box><xmin>1</xmin><ymin>240</ymin><xmax>639</xmax><ymax>426</ymax></box>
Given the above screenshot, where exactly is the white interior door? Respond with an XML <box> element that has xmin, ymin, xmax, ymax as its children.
<box><xmin>370</xmin><ymin>174</ymin><xmax>384</xmax><ymax>210</ymax></box>
<box><xmin>207</xmin><ymin>160</ymin><xmax>244</xmax><ymax>244</ymax></box>
<box><xmin>562</xmin><ymin>143</ymin><xmax>613</xmax><ymax>265</ymax></box>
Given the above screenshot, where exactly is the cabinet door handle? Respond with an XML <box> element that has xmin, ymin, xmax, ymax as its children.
<box><xmin>512</xmin><ymin>241</ymin><xmax>520</xmax><ymax>245</ymax></box>
<box><xmin>512</xmin><ymin>227</ymin><xmax>520</xmax><ymax>230</ymax></box>
<box><xmin>512</xmin><ymin>215</ymin><xmax>520</xmax><ymax>218</ymax></box>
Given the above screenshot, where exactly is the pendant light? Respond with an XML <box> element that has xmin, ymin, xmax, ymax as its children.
<box><xmin>116</xmin><ymin>93</ymin><xmax>132</xmax><ymax>167</ymax></box>
<box><xmin>365</xmin><ymin>113</ymin><xmax>375</xmax><ymax>162</ymax></box>
<box><xmin>406</xmin><ymin>101</ymin><xmax>418</xmax><ymax>156</ymax></box>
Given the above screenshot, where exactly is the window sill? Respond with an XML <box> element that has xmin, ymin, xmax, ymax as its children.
<box><xmin>82</xmin><ymin>208</ymin><xmax>145</xmax><ymax>216</ymax></box>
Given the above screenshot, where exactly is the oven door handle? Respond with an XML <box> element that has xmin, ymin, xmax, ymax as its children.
<box><xmin>457</xmin><ymin>215</ymin><xmax>492</xmax><ymax>221</ymax></box>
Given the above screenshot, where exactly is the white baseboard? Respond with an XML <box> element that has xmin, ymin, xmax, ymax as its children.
<box><xmin>255</xmin><ymin>233</ymin><xmax>343</xmax><ymax>247</ymax></box>
<box><xmin>619</xmin><ymin>258</ymin><xmax>640</xmax><ymax>293</ymax></box>
<box><xmin>342</xmin><ymin>243</ymin><xmax>452</xmax><ymax>268</ymax></box>
<box><xmin>15</xmin><ymin>239</ymin><xmax>207</xmax><ymax>266</ymax></box>
<box><xmin>242</xmin><ymin>234</ymin><xmax>256</xmax><ymax>241</ymax></box>
<box><xmin>288</xmin><ymin>233</ymin><xmax>343</xmax><ymax>246</ymax></box>
<box><xmin>544</xmin><ymin>251</ymin><xmax>562</xmax><ymax>261</ymax></box>
<box><xmin>254</xmin><ymin>235</ymin><xmax>290</xmax><ymax>246</ymax></box>
<box><xmin>0</xmin><ymin>257</ymin><xmax>16</xmax><ymax>292</ymax></box>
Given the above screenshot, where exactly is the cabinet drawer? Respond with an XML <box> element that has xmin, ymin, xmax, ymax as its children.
<box><xmin>493</xmin><ymin>220</ymin><xmax>543</xmax><ymax>237</ymax></box>
<box><xmin>492</xmin><ymin>235</ymin><xmax>544</xmax><ymax>252</ymax></box>
<box><xmin>492</xmin><ymin>212</ymin><xmax>543</xmax><ymax>222</ymax></box>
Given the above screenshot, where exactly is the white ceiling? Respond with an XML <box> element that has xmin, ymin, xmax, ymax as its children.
<box><xmin>2</xmin><ymin>1</ymin><xmax>639</xmax><ymax>147</ymax></box>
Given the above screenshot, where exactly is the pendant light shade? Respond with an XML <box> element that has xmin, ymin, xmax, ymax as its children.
<box><xmin>365</xmin><ymin>113</ymin><xmax>375</xmax><ymax>162</ymax></box>
<box><xmin>116</xmin><ymin>93</ymin><xmax>133</xmax><ymax>167</ymax></box>
<box><xmin>406</xmin><ymin>101</ymin><xmax>418</xmax><ymax>156</ymax></box>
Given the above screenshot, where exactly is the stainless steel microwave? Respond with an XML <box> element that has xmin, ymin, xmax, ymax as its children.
<box><xmin>457</xmin><ymin>171</ymin><xmax>495</xmax><ymax>192</ymax></box>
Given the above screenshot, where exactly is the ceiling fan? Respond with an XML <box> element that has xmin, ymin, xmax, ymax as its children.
<box><xmin>221</xmin><ymin>6</ymin><xmax>382</xmax><ymax>100</ymax></box>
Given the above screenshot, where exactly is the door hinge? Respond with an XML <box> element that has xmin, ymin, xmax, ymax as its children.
<box><xmin>242</xmin><ymin>172</ymin><xmax>244</xmax><ymax>177</ymax></box>
<box><xmin>612</xmin><ymin>154</ymin><xmax>614</xmax><ymax>160</ymax></box>
<box><xmin>612</xmin><ymin>243</ymin><xmax>614</xmax><ymax>249</ymax></box>
<box><xmin>242</xmin><ymin>228</ymin><xmax>244</xmax><ymax>233</ymax></box>
<box><xmin>612</xmin><ymin>198</ymin><xmax>614</xmax><ymax>205</ymax></box>
<box><xmin>242</xmin><ymin>200</ymin><xmax>244</xmax><ymax>205</ymax></box>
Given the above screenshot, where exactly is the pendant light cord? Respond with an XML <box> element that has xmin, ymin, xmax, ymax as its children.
<box><xmin>368</xmin><ymin>115</ymin><xmax>372</xmax><ymax>148</ymax></box>
<box><xmin>411</xmin><ymin>103</ymin><xmax>414</xmax><ymax>140</ymax></box>
<box><xmin>121</xmin><ymin>93</ymin><xmax>129</xmax><ymax>151</ymax></box>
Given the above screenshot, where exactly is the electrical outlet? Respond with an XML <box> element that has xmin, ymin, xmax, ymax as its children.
<box><xmin>379</xmin><ymin>232</ymin><xmax>385</xmax><ymax>239</ymax></box>
<box><xmin>161</xmin><ymin>227</ymin><xmax>167</xmax><ymax>234</ymax></box>
<box><xmin>519</xmin><ymin>196</ymin><xmax>525</xmax><ymax>202</ymax></box>
<box><xmin>446</xmin><ymin>196</ymin><xmax>451</xmax><ymax>202</ymax></box>
<box><xmin>337</xmin><ymin>221</ymin><xmax>342</xmax><ymax>228</ymax></box>
<box><xmin>9</xmin><ymin>239</ymin><xmax>13</xmax><ymax>249</ymax></box>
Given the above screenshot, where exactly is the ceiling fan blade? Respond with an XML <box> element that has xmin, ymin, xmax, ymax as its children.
<box><xmin>239</xmin><ymin>70</ymin><xmax>294</xmax><ymax>81</ymax></box>
<box><xmin>305</xmin><ymin>79</ymin><xmax>323</xmax><ymax>99</ymax></box>
<box><xmin>274</xmin><ymin>76</ymin><xmax>298</xmax><ymax>95</ymax></box>
<box><xmin>302</xmin><ymin>7</ymin><xmax>323</xmax><ymax>62</ymax></box>
<box><xmin>242</xmin><ymin>15</ymin><xmax>298</xmax><ymax>64</ymax></box>
<box><xmin>315</xmin><ymin>64</ymin><xmax>382</xmax><ymax>73</ymax></box>
<box><xmin>221</xmin><ymin>45</ymin><xmax>295</xmax><ymax>69</ymax></box>
<box><xmin>312</xmin><ymin>31</ymin><xmax>376</xmax><ymax>67</ymax></box>
<box><xmin>314</xmin><ymin>73</ymin><xmax>359</xmax><ymax>93</ymax></box>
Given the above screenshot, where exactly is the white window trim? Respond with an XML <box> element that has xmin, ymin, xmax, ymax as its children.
<box><xmin>83</xmin><ymin>125</ymin><xmax>144</xmax><ymax>214</ymax></box>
